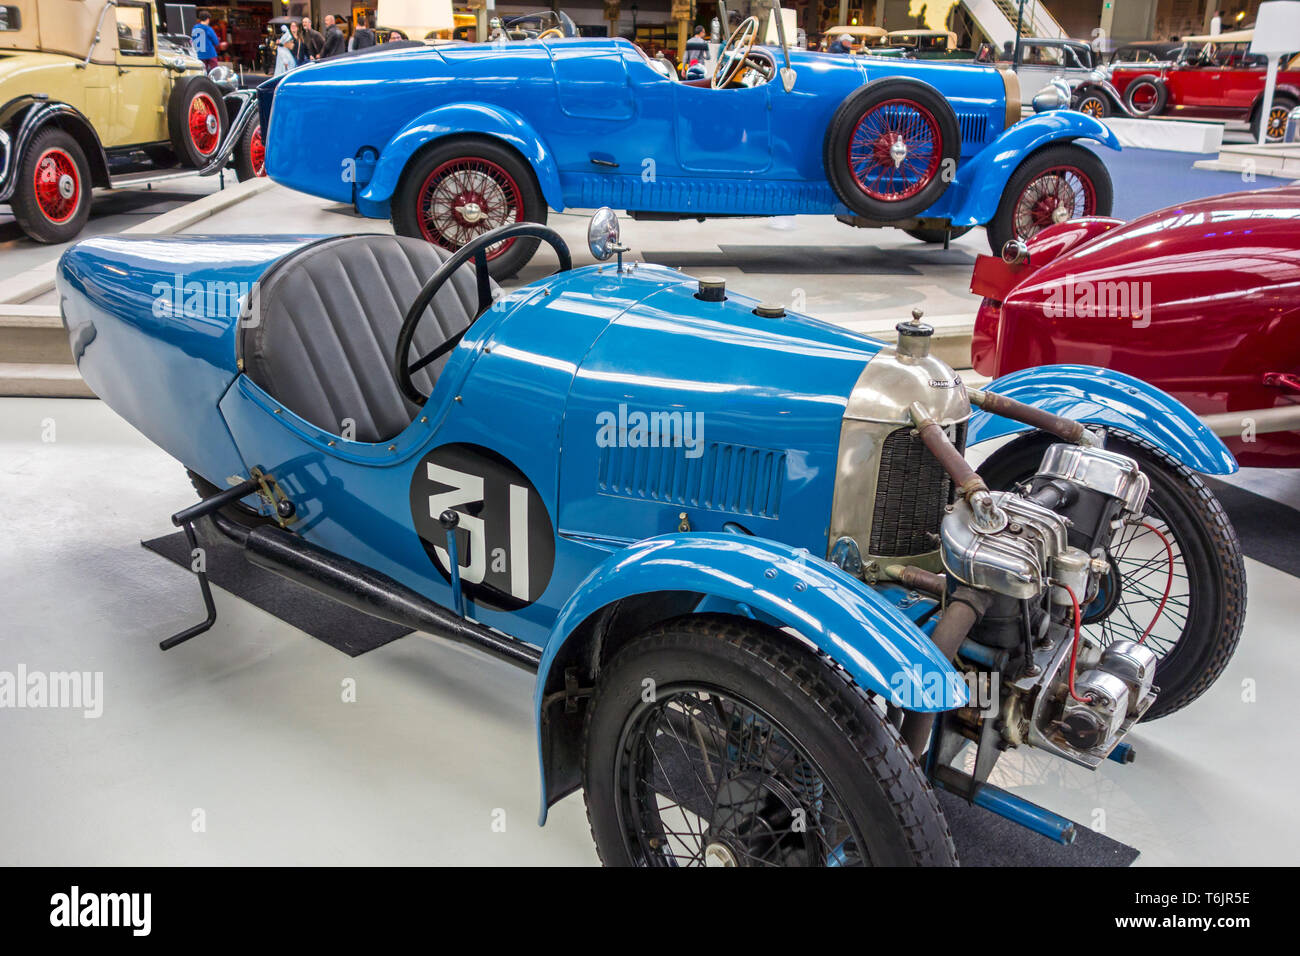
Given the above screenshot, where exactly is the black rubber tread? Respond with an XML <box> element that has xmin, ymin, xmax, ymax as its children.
<box><xmin>9</xmin><ymin>127</ymin><xmax>92</xmax><ymax>243</ymax></box>
<box><xmin>581</xmin><ymin>614</ymin><xmax>957</xmax><ymax>867</ymax></box>
<box><xmin>984</xmin><ymin>143</ymin><xmax>1114</xmax><ymax>253</ymax></box>
<box><xmin>167</xmin><ymin>75</ymin><xmax>229</xmax><ymax>169</ymax></box>
<box><xmin>233</xmin><ymin>121</ymin><xmax>264</xmax><ymax>182</ymax></box>
<box><xmin>391</xmin><ymin>136</ymin><xmax>546</xmax><ymax>281</ymax></box>
<box><xmin>1123</xmin><ymin>74</ymin><xmax>1167</xmax><ymax>116</ymax></box>
<box><xmin>823</xmin><ymin>77</ymin><xmax>961</xmax><ymax>220</ymax></box>
<box><xmin>904</xmin><ymin>226</ymin><xmax>973</xmax><ymax>243</ymax></box>
<box><xmin>978</xmin><ymin>431</ymin><xmax>1246</xmax><ymax>720</ymax></box>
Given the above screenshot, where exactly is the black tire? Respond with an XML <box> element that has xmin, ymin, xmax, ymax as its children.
<box><xmin>168</xmin><ymin>74</ymin><xmax>229</xmax><ymax>168</ymax></box>
<box><xmin>823</xmin><ymin>77</ymin><xmax>961</xmax><ymax>220</ymax></box>
<box><xmin>392</xmin><ymin>137</ymin><xmax>546</xmax><ymax>281</ymax></box>
<box><xmin>1123</xmin><ymin>75</ymin><xmax>1167</xmax><ymax>116</ymax></box>
<box><xmin>985</xmin><ymin>143</ymin><xmax>1113</xmax><ymax>253</ymax></box>
<box><xmin>903</xmin><ymin>225</ymin><xmax>972</xmax><ymax>244</ymax></box>
<box><xmin>233</xmin><ymin>120</ymin><xmax>266</xmax><ymax>181</ymax></box>
<box><xmin>582</xmin><ymin>615</ymin><xmax>957</xmax><ymax>866</ymax></box>
<box><xmin>1074</xmin><ymin>91</ymin><xmax>1111</xmax><ymax>119</ymax></box>
<box><xmin>1251</xmin><ymin>94</ymin><xmax>1296</xmax><ymax>143</ymax></box>
<box><xmin>978</xmin><ymin>433</ymin><xmax>1246</xmax><ymax>720</ymax></box>
<box><xmin>9</xmin><ymin>127</ymin><xmax>92</xmax><ymax>243</ymax></box>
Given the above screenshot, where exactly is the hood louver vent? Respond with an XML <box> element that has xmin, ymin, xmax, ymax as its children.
<box><xmin>598</xmin><ymin>441</ymin><xmax>785</xmax><ymax>519</ymax></box>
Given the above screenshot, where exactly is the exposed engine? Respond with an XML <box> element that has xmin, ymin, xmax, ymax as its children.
<box><xmin>936</xmin><ymin>439</ymin><xmax>1159</xmax><ymax>767</ymax></box>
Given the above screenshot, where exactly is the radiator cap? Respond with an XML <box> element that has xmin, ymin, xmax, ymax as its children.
<box><xmin>896</xmin><ymin>308</ymin><xmax>934</xmax><ymax>358</ymax></box>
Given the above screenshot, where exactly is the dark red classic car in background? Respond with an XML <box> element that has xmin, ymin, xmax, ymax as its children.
<box><xmin>1110</xmin><ymin>30</ymin><xmax>1299</xmax><ymax>141</ymax></box>
<box><xmin>971</xmin><ymin>186</ymin><xmax>1300</xmax><ymax>468</ymax></box>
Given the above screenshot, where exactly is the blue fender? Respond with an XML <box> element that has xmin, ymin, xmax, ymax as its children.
<box><xmin>534</xmin><ymin>532</ymin><xmax>967</xmax><ymax>823</ymax></box>
<box><xmin>967</xmin><ymin>364</ymin><xmax>1238</xmax><ymax>475</ymax></box>
<box><xmin>356</xmin><ymin>102</ymin><xmax>565</xmax><ymax>217</ymax></box>
<box><xmin>953</xmin><ymin>111</ymin><xmax>1121</xmax><ymax>226</ymax></box>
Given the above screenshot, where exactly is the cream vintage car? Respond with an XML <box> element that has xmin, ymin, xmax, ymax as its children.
<box><xmin>1</xmin><ymin>0</ymin><xmax>262</xmax><ymax>242</ymax></box>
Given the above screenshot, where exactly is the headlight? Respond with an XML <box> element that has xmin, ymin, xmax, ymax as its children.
<box><xmin>1031</xmin><ymin>81</ymin><xmax>1069</xmax><ymax>112</ymax></box>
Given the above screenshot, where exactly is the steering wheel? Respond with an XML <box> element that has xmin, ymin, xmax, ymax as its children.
<box><xmin>713</xmin><ymin>15</ymin><xmax>760</xmax><ymax>89</ymax></box>
<box><xmin>395</xmin><ymin>223</ymin><xmax>572</xmax><ymax>405</ymax></box>
<box><xmin>537</xmin><ymin>27</ymin><xmax>564</xmax><ymax>40</ymax></box>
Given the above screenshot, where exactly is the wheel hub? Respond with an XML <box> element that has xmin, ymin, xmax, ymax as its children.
<box><xmin>703</xmin><ymin>841</ymin><xmax>739</xmax><ymax>867</ymax></box>
<box><xmin>888</xmin><ymin>135</ymin><xmax>908</xmax><ymax>168</ymax></box>
<box><xmin>57</xmin><ymin>174</ymin><xmax>75</xmax><ymax>200</ymax></box>
<box><xmin>453</xmin><ymin>197</ymin><xmax>486</xmax><ymax>226</ymax></box>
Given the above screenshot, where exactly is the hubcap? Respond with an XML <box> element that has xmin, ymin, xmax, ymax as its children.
<box><xmin>889</xmin><ymin>137</ymin><xmax>908</xmax><ymax>167</ymax></box>
<box><xmin>58</xmin><ymin>174</ymin><xmax>75</xmax><ymax>199</ymax></box>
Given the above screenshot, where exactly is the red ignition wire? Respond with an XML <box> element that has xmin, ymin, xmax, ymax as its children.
<box><xmin>1137</xmin><ymin>521</ymin><xmax>1175</xmax><ymax>645</ymax></box>
<box><xmin>1062</xmin><ymin>584</ymin><xmax>1092</xmax><ymax>704</ymax></box>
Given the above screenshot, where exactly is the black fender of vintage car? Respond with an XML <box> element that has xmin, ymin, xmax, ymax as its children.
<box><xmin>0</xmin><ymin>96</ymin><xmax>111</xmax><ymax>202</ymax></box>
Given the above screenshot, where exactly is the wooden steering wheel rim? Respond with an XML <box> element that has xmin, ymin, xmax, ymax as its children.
<box><xmin>537</xmin><ymin>27</ymin><xmax>564</xmax><ymax>40</ymax></box>
<box><xmin>712</xmin><ymin>16</ymin><xmax>760</xmax><ymax>89</ymax></box>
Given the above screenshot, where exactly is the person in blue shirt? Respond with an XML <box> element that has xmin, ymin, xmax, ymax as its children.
<box><xmin>191</xmin><ymin>10</ymin><xmax>221</xmax><ymax>71</ymax></box>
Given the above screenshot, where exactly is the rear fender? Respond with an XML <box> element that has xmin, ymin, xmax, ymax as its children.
<box><xmin>534</xmin><ymin>532</ymin><xmax>967</xmax><ymax>823</ymax></box>
<box><xmin>949</xmin><ymin>112</ymin><xmax>1120</xmax><ymax>226</ymax></box>
<box><xmin>357</xmin><ymin>102</ymin><xmax>563</xmax><ymax>217</ymax></box>
<box><xmin>0</xmin><ymin>99</ymin><xmax>110</xmax><ymax>201</ymax></box>
<box><xmin>967</xmin><ymin>364</ymin><xmax>1238</xmax><ymax>475</ymax></box>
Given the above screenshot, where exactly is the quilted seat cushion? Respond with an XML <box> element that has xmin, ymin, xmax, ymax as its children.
<box><xmin>239</xmin><ymin>235</ymin><xmax>497</xmax><ymax>443</ymax></box>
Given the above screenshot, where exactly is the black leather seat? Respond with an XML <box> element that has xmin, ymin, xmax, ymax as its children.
<box><xmin>239</xmin><ymin>235</ymin><xmax>497</xmax><ymax>444</ymax></box>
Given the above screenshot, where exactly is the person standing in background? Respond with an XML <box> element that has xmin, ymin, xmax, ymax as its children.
<box><xmin>301</xmin><ymin>16</ymin><xmax>325</xmax><ymax>60</ymax></box>
<box><xmin>274</xmin><ymin>30</ymin><xmax>296</xmax><ymax>75</ymax></box>
<box><xmin>191</xmin><ymin>10</ymin><xmax>221</xmax><ymax>71</ymax></box>
<box><xmin>321</xmin><ymin>14</ymin><xmax>345</xmax><ymax>58</ymax></box>
<box><xmin>350</xmin><ymin>16</ymin><xmax>377</xmax><ymax>51</ymax></box>
<box><xmin>1211</xmin><ymin>9</ymin><xmax>1223</xmax><ymax>36</ymax></box>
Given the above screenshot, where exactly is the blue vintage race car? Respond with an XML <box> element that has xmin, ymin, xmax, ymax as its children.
<box><xmin>246</xmin><ymin>17</ymin><xmax>1119</xmax><ymax>276</ymax></box>
<box><xmin>57</xmin><ymin>212</ymin><xmax>1244</xmax><ymax>865</ymax></box>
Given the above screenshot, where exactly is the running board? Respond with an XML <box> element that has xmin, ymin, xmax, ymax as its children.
<box><xmin>162</xmin><ymin>487</ymin><xmax>540</xmax><ymax>672</ymax></box>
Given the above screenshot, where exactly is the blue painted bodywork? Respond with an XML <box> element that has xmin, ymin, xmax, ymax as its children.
<box><xmin>261</xmin><ymin>37</ymin><xmax>1118</xmax><ymax>227</ymax></box>
<box><xmin>967</xmin><ymin>364</ymin><xmax>1238</xmax><ymax>475</ymax></box>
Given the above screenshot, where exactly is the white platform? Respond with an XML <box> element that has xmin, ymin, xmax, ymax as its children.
<box><xmin>1103</xmin><ymin>116</ymin><xmax>1226</xmax><ymax>154</ymax></box>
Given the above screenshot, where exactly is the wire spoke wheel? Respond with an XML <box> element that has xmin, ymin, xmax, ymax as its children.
<box><xmin>847</xmin><ymin>99</ymin><xmax>942</xmax><ymax>202</ymax></box>
<box><xmin>1013</xmin><ymin>165</ymin><xmax>1096</xmax><ymax>240</ymax></box>
<box><xmin>32</xmin><ymin>148</ymin><xmax>80</xmax><ymax>224</ymax></box>
<box><xmin>615</xmin><ymin>685</ymin><xmax>865</xmax><ymax>867</ymax></box>
<box><xmin>250</xmin><ymin>126</ymin><xmax>266</xmax><ymax>176</ymax></box>
<box><xmin>188</xmin><ymin>93</ymin><xmax>222</xmax><ymax>157</ymax></box>
<box><xmin>1083</xmin><ymin>499</ymin><xmax>1188</xmax><ymax>658</ymax></box>
<box><xmin>417</xmin><ymin>158</ymin><xmax>523</xmax><ymax>260</ymax></box>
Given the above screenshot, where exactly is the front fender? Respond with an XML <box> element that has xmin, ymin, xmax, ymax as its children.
<box><xmin>534</xmin><ymin>533</ymin><xmax>967</xmax><ymax>823</ymax></box>
<box><xmin>953</xmin><ymin>111</ymin><xmax>1121</xmax><ymax>225</ymax></box>
<box><xmin>0</xmin><ymin>99</ymin><xmax>110</xmax><ymax>201</ymax></box>
<box><xmin>357</xmin><ymin>102</ymin><xmax>564</xmax><ymax>217</ymax></box>
<box><xmin>1075</xmin><ymin>80</ymin><xmax>1132</xmax><ymax>115</ymax></box>
<box><xmin>967</xmin><ymin>364</ymin><xmax>1238</xmax><ymax>475</ymax></box>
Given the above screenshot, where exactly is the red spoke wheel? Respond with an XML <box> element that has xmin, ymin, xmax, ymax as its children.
<box><xmin>10</xmin><ymin>127</ymin><xmax>92</xmax><ymax>243</ymax></box>
<box><xmin>986</xmin><ymin>144</ymin><xmax>1113</xmax><ymax>253</ymax></box>
<box><xmin>234</xmin><ymin>121</ymin><xmax>267</xmax><ymax>181</ymax></box>
<box><xmin>393</xmin><ymin>138</ymin><xmax>547</xmax><ymax>280</ymax></box>
<box><xmin>1123</xmin><ymin>75</ymin><xmax>1167</xmax><ymax>116</ymax></box>
<box><xmin>167</xmin><ymin>74</ymin><xmax>229</xmax><ymax>169</ymax></box>
<box><xmin>824</xmin><ymin>77</ymin><xmax>960</xmax><ymax>220</ymax></box>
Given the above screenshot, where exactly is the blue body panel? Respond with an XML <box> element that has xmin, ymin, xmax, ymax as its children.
<box><xmin>967</xmin><ymin>364</ymin><xmax>1238</xmax><ymax>475</ymax></box>
<box><xmin>58</xmin><ymin>235</ymin><xmax>319</xmax><ymax>484</ymax></box>
<box><xmin>263</xmin><ymin>37</ymin><xmax>1117</xmax><ymax>226</ymax></box>
<box><xmin>534</xmin><ymin>532</ymin><xmax>967</xmax><ymax>822</ymax></box>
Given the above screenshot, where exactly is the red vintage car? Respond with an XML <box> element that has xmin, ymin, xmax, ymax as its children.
<box><xmin>970</xmin><ymin>185</ymin><xmax>1300</xmax><ymax>468</ymax></box>
<box><xmin>1110</xmin><ymin>30</ymin><xmax>1299</xmax><ymax>141</ymax></box>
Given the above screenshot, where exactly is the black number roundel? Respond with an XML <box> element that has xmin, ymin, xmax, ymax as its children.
<box><xmin>409</xmin><ymin>442</ymin><xmax>555</xmax><ymax>612</ymax></box>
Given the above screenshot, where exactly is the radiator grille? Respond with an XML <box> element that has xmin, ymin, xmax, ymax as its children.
<box><xmin>868</xmin><ymin>422</ymin><xmax>967</xmax><ymax>556</ymax></box>
<box><xmin>597</xmin><ymin>441</ymin><xmax>785</xmax><ymax>519</ymax></box>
